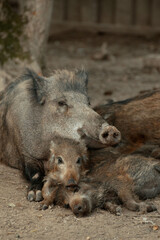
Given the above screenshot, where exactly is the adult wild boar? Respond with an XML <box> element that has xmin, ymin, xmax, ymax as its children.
<box><xmin>0</xmin><ymin>69</ymin><xmax>121</xmax><ymax>201</ymax></box>
<box><xmin>94</xmin><ymin>90</ymin><xmax>160</xmax><ymax>154</ymax></box>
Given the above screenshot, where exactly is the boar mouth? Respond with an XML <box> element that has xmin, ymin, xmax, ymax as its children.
<box><xmin>77</xmin><ymin>124</ymin><xmax>121</xmax><ymax>146</ymax></box>
<box><xmin>66</xmin><ymin>185</ymin><xmax>80</xmax><ymax>192</ymax></box>
<box><xmin>77</xmin><ymin>128</ymin><xmax>99</xmax><ymax>142</ymax></box>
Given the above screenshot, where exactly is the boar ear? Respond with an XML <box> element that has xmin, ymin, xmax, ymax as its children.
<box><xmin>49</xmin><ymin>141</ymin><xmax>55</xmax><ymax>162</ymax></box>
<box><xmin>50</xmin><ymin>141</ymin><xmax>54</xmax><ymax>151</ymax></box>
<box><xmin>49</xmin><ymin>154</ymin><xmax>55</xmax><ymax>164</ymax></box>
<box><xmin>50</xmin><ymin>141</ymin><xmax>55</xmax><ymax>152</ymax></box>
<box><xmin>28</xmin><ymin>69</ymin><xmax>46</xmax><ymax>105</ymax></box>
<box><xmin>75</xmin><ymin>69</ymin><xmax>88</xmax><ymax>88</ymax></box>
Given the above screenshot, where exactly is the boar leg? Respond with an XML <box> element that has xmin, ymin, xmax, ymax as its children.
<box><xmin>151</xmin><ymin>147</ymin><xmax>160</xmax><ymax>159</ymax></box>
<box><xmin>103</xmin><ymin>202</ymin><xmax>122</xmax><ymax>216</ymax></box>
<box><xmin>131</xmin><ymin>144</ymin><xmax>159</xmax><ymax>157</ymax></box>
<box><xmin>118</xmin><ymin>188</ymin><xmax>157</xmax><ymax>213</ymax></box>
<box><xmin>40</xmin><ymin>181</ymin><xmax>58</xmax><ymax>210</ymax></box>
<box><xmin>23</xmin><ymin>161</ymin><xmax>44</xmax><ymax>202</ymax></box>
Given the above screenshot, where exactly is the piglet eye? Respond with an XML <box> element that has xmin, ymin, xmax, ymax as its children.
<box><xmin>57</xmin><ymin>157</ymin><xmax>63</xmax><ymax>164</ymax></box>
<box><xmin>76</xmin><ymin>157</ymin><xmax>82</xmax><ymax>165</ymax></box>
<box><xmin>58</xmin><ymin>101</ymin><xmax>67</xmax><ymax>107</ymax></box>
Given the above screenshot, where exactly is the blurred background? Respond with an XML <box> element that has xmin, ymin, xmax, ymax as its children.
<box><xmin>1</xmin><ymin>2</ymin><xmax>160</xmax><ymax>239</ymax></box>
<box><xmin>1</xmin><ymin>0</ymin><xmax>160</xmax><ymax>106</ymax></box>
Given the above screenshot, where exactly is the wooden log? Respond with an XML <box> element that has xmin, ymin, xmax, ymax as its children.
<box><xmin>136</xmin><ymin>0</ymin><xmax>151</xmax><ymax>26</ymax></box>
<box><xmin>52</xmin><ymin>0</ymin><xmax>65</xmax><ymax>21</ymax></box>
<box><xmin>81</xmin><ymin>0</ymin><xmax>98</xmax><ymax>23</ymax></box>
<box><xmin>100</xmin><ymin>0</ymin><xmax>116</xmax><ymax>24</ymax></box>
<box><xmin>152</xmin><ymin>0</ymin><xmax>160</xmax><ymax>26</ymax></box>
<box><xmin>67</xmin><ymin>0</ymin><xmax>81</xmax><ymax>22</ymax></box>
<box><xmin>115</xmin><ymin>0</ymin><xmax>132</xmax><ymax>25</ymax></box>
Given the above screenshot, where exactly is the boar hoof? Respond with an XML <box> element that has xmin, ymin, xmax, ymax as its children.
<box><xmin>139</xmin><ymin>202</ymin><xmax>157</xmax><ymax>213</ymax></box>
<box><xmin>35</xmin><ymin>190</ymin><xmax>43</xmax><ymax>202</ymax></box>
<box><xmin>28</xmin><ymin>190</ymin><xmax>35</xmax><ymax>202</ymax></box>
<box><xmin>27</xmin><ymin>190</ymin><xmax>43</xmax><ymax>202</ymax></box>
<box><xmin>146</xmin><ymin>204</ymin><xmax>157</xmax><ymax>213</ymax></box>
<box><xmin>99</xmin><ymin>124</ymin><xmax>121</xmax><ymax>146</ymax></box>
<box><xmin>39</xmin><ymin>203</ymin><xmax>48</xmax><ymax>210</ymax></box>
<box><xmin>115</xmin><ymin>206</ymin><xmax>122</xmax><ymax>216</ymax></box>
<box><xmin>42</xmin><ymin>204</ymin><xmax>48</xmax><ymax>210</ymax></box>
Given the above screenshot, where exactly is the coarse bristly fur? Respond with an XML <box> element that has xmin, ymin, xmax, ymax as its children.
<box><xmin>40</xmin><ymin>143</ymin><xmax>160</xmax><ymax>216</ymax></box>
<box><xmin>94</xmin><ymin>89</ymin><xmax>160</xmax><ymax>154</ymax></box>
<box><xmin>41</xmin><ymin>136</ymin><xmax>88</xmax><ymax>209</ymax></box>
<box><xmin>69</xmin><ymin>152</ymin><xmax>160</xmax><ymax>216</ymax></box>
<box><xmin>39</xmin><ymin>88</ymin><xmax>160</xmax><ymax>214</ymax></box>
<box><xmin>0</xmin><ymin>68</ymin><xmax>121</xmax><ymax>202</ymax></box>
<box><xmin>44</xmin><ymin>136</ymin><xmax>88</xmax><ymax>182</ymax></box>
<box><xmin>52</xmin><ymin>69</ymin><xmax>88</xmax><ymax>96</ymax></box>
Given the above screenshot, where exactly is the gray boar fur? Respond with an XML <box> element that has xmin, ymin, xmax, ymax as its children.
<box><xmin>0</xmin><ymin>69</ymin><xmax>120</xmax><ymax>200</ymax></box>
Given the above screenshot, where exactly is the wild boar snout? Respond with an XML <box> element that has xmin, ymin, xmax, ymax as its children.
<box><xmin>73</xmin><ymin>204</ymin><xmax>83</xmax><ymax>216</ymax></box>
<box><xmin>66</xmin><ymin>178</ymin><xmax>77</xmax><ymax>187</ymax></box>
<box><xmin>78</xmin><ymin>105</ymin><xmax>121</xmax><ymax>146</ymax></box>
<box><xmin>70</xmin><ymin>196</ymin><xmax>90</xmax><ymax>217</ymax></box>
<box><xmin>99</xmin><ymin>123</ymin><xmax>121</xmax><ymax>146</ymax></box>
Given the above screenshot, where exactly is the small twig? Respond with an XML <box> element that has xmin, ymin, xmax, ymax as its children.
<box><xmin>0</xmin><ymin>197</ymin><xmax>7</xmax><ymax>200</ymax></box>
<box><xmin>146</xmin><ymin>215</ymin><xmax>160</xmax><ymax>218</ymax></box>
<box><xmin>114</xmin><ymin>225</ymin><xmax>123</xmax><ymax>228</ymax></box>
<box><xmin>0</xmin><ymin>180</ymin><xmax>18</xmax><ymax>184</ymax></box>
<box><xmin>132</xmin><ymin>215</ymin><xmax>160</xmax><ymax>218</ymax></box>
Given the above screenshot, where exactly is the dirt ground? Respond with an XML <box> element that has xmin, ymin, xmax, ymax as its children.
<box><xmin>1</xmin><ymin>32</ymin><xmax>160</xmax><ymax>240</ymax></box>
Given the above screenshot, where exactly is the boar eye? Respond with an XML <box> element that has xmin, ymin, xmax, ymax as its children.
<box><xmin>57</xmin><ymin>157</ymin><xmax>63</xmax><ymax>164</ymax></box>
<box><xmin>58</xmin><ymin>101</ymin><xmax>67</xmax><ymax>107</ymax></box>
<box><xmin>76</xmin><ymin>157</ymin><xmax>82</xmax><ymax>165</ymax></box>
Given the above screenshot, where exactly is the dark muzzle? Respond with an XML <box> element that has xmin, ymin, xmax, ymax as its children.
<box><xmin>66</xmin><ymin>178</ymin><xmax>77</xmax><ymax>187</ymax></box>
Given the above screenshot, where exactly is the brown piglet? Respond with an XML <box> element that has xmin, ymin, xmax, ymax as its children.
<box><xmin>41</xmin><ymin>137</ymin><xmax>88</xmax><ymax>209</ymax></box>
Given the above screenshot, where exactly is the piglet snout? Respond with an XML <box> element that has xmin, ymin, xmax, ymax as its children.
<box><xmin>99</xmin><ymin>124</ymin><xmax>121</xmax><ymax>145</ymax></box>
<box><xmin>66</xmin><ymin>178</ymin><xmax>77</xmax><ymax>187</ymax></box>
<box><xmin>73</xmin><ymin>204</ymin><xmax>83</xmax><ymax>216</ymax></box>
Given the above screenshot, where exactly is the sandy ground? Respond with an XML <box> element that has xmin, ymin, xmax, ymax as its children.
<box><xmin>1</xmin><ymin>32</ymin><xmax>160</xmax><ymax>240</ymax></box>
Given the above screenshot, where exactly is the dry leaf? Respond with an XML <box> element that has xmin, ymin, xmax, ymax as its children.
<box><xmin>152</xmin><ymin>225</ymin><xmax>159</xmax><ymax>231</ymax></box>
<box><xmin>8</xmin><ymin>203</ymin><xmax>15</xmax><ymax>208</ymax></box>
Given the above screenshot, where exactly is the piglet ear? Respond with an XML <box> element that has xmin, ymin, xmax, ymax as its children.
<box><xmin>75</xmin><ymin>69</ymin><xmax>88</xmax><ymax>88</ymax></box>
<box><xmin>82</xmin><ymin>155</ymin><xmax>88</xmax><ymax>164</ymax></box>
<box><xmin>27</xmin><ymin>69</ymin><xmax>46</xmax><ymax>105</ymax></box>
